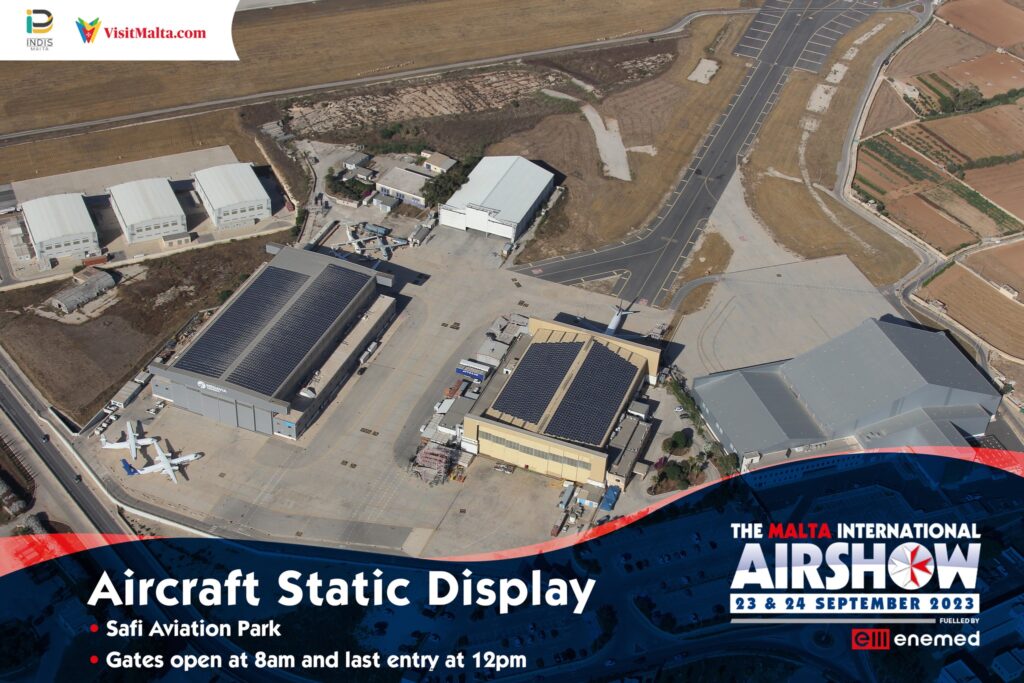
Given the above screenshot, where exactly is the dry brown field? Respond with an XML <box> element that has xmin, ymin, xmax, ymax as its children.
<box><xmin>745</xmin><ymin>14</ymin><xmax>918</xmax><ymax>286</ymax></box>
<box><xmin>921</xmin><ymin>103</ymin><xmax>1024</xmax><ymax>160</ymax></box>
<box><xmin>887</xmin><ymin>195</ymin><xmax>978</xmax><ymax>253</ymax></box>
<box><xmin>0</xmin><ymin>236</ymin><xmax>277</xmax><ymax>424</ymax></box>
<box><xmin>862</xmin><ymin>82</ymin><xmax>917</xmax><ymax>137</ymax></box>
<box><xmin>964</xmin><ymin>241</ymin><xmax>1024</xmax><ymax>295</ymax></box>
<box><xmin>506</xmin><ymin>15</ymin><xmax>752</xmax><ymax>262</ymax></box>
<box><xmin>0</xmin><ymin>0</ymin><xmax>747</xmax><ymax>135</ymax></box>
<box><xmin>937</xmin><ymin>0</ymin><xmax>1024</xmax><ymax>48</ymax></box>
<box><xmin>0</xmin><ymin>109</ymin><xmax>267</xmax><ymax>185</ymax></box>
<box><xmin>943</xmin><ymin>52</ymin><xmax>1024</xmax><ymax>98</ymax></box>
<box><xmin>965</xmin><ymin>159</ymin><xmax>1024</xmax><ymax>220</ymax></box>
<box><xmin>920</xmin><ymin>263</ymin><xmax>1024</xmax><ymax>358</ymax></box>
<box><xmin>886</xmin><ymin>22</ymin><xmax>989</xmax><ymax>78</ymax></box>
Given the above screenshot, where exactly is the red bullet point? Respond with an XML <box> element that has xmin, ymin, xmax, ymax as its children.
<box><xmin>90</xmin><ymin>624</ymin><xmax>99</xmax><ymax>633</ymax></box>
<box><xmin>90</xmin><ymin>656</ymin><xmax>99</xmax><ymax>665</ymax></box>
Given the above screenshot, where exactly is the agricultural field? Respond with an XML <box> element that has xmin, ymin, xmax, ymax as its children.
<box><xmin>853</xmin><ymin>131</ymin><xmax>1021</xmax><ymax>252</ymax></box>
<box><xmin>944</xmin><ymin>52</ymin><xmax>1024</xmax><ymax>98</ymax></box>
<box><xmin>886</xmin><ymin>22</ymin><xmax>989</xmax><ymax>79</ymax></box>
<box><xmin>937</xmin><ymin>0</ymin><xmax>1024</xmax><ymax>50</ymax></box>
<box><xmin>745</xmin><ymin>14</ymin><xmax>919</xmax><ymax>285</ymax></box>
<box><xmin>919</xmin><ymin>103</ymin><xmax>1024</xmax><ymax>160</ymax></box>
<box><xmin>963</xmin><ymin>240</ymin><xmax>1024</xmax><ymax>296</ymax></box>
<box><xmin>861</xmin><ymin>81</ymin><xmax>917</xmax><ymax>137</ymax></box>
<box><xmin>502</xmin><ymin>15</ymin><xmax>752</xmax><ymax>262</ymax></box>
<box><xmin>964</xmin><ymin>159</ymin><xmax>1024</xmax><ymax>220</ymax></box>
<box><xmin>0</xmin><ymin>235</ymin><xmax>278</xmax><ymax>425</ymax></box>
<box><xmin>920</xmin><ymin>263</ymin><xmax>1024</xmax><ymax>358</ymax></box>
<box><xmin>0</xmin><ymin>0</ymin><xmax>750</xmax><ymax>135</ymax></box>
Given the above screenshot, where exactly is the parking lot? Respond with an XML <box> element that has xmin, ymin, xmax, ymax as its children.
<box><xmin>794</xmin><ymin>4</ymin><xmax>875</xmax><ymax>73</ymax></box>
<box><xmin>76</xmin><ymin>227</ymin><xmax>673</xmax><ymax>558</ymax></box>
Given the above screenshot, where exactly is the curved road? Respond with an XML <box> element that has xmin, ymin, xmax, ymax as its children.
<box><xmin>513</xmin><ymin>0</ymin><xmax>893</xmax><ymax>307</ymax></box>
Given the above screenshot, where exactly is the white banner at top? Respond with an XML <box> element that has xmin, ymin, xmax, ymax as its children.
<box><xmin>3</xmin><ymin>1</ymin><xmax>239</xmax><ymax>60</ymax></box>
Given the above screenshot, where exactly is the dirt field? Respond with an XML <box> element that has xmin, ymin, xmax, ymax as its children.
<box><xmin>887</xmin><ymin>22</ymin><xmax>990</xmax><ymax>79</ymax></box>
<box><xmin>921</xmin><ymin>103</ymin><xmax>1024</xmax><ymax>160</ymax></box>
<box><xmin>504</xmin><ymin>15</ymin><xmax>752</xmax><ymax>262</ymax></box>
<box><xmin>920</xmin><ymin>263</ymin><xmax>1024</xmax><ymax>358</ymax></box>
<box><xmin>937</xmin><ymin>0</ymin><xmax>1024</xmax><ymax>48</ymax></box>
<box><xmin>0</xmin><ymin>109</ymin><xmax>267</xmax><ymax>186</ymax></box>
<box><xmin>887</xmin><ymin>195</ymin><xmax>978</xmax><ymax>253</ymax></box>
<box><xmin>0</xmin><ymin>236</ymin><xmax>278</xmax><ymax>424</ymax></box>
<box><xmin>0</xmin><ymin>0</ymin><xmax>748</xmax><ymax>135</ymax></box>
<box><xmin>964</xmin><ymin>240</ymin><xmax>1024</xmax><ymax>295</ymax></box>
<box><xmin>529</xmin><ymin>39</ymin><xmax>679</xmax><ymax>94</ymax></box>
<box><xmin>862</xmin><ymin>82</ymin><xmax>917</xmax><ymax>137</ymax></box>
<box><xmin>746</xmin><ymin>14</ymin><xmax>919</xmax><ymax>286</ymax></box>
<box><xmin>965</xmin><ymin>159</ymin><xmax>1024</xmax><ymax>220</ymax></box>
<box><xmin>944</xmin><ymin>52</ymin><xmax>1024</xmax><ymax>98</ymax></box>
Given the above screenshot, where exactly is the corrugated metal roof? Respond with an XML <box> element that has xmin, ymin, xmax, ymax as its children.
<box><xmin>20</xmin><ymin>193</ymin><xmax>95</xmax><ymax>244</ymax></box>
<box><xmin>191</xmin><ymin>163</ymin><xmax>269</xmax><ymax>210</ymax></box>
<box><xmin>444</xmin><ymin>156</ymin><xmax>553</xmax><ymax>225</ymax></box>
<box><xmin>108</xmin><ymin>178</ymin><xmax>184</xmax><ymax>226</ymax></box>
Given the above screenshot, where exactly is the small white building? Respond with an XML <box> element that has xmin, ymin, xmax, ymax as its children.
<box><xmin>422</xmin><ymin>151</ymin><xmax>457</xmax><ymax>174</ymax></box>
<box><xmin>191</xmin><ymin>163</ymin><xmax>271</xmax><ymax>228</ymax></box>
<box><xmin>374</xmin><ymin>166</ymin><xmax>432</xmax><ymax>208</ymax></box>
<box><xmin>439</xmin><ymin>156</ymin><xmax>554</xmax><ymax>241</ymax></box>
<box><xmin>108</xmin><ymin>177</ymin><xmax>186</xmax><ymax>244</ymax></box>
<box><xmin>20</xmin><ymin>193</ymin><xmax>100</xmax><ymax>267</ymax></box>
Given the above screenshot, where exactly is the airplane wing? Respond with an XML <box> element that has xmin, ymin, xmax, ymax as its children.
<box><xmin>101</xmin><ymin>436</ymin><xmax>127</xmax><ymax>449</ymax></box>
<box><xmin>153</xmin><ymin>443</ymin><xmax>178</xmax><ymax>484</ymax></box>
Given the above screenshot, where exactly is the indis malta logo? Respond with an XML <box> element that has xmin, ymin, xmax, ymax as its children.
<box><xmin>76</xmin><ymin>16</ymin><xmax>101</xmax><ymax>44</ymax></box>
<box><xmin>25</xmin><ymin>9</ymin><xmax>53</xmax><ymax>51</ymax></box>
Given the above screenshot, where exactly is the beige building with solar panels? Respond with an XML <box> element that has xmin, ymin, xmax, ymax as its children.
<box><xmin>462</xmin><ymin>319</ymin><xmax>659</xmax><ymax>484</ymax></box>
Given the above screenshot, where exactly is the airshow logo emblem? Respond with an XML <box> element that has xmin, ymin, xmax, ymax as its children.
<box><xmin>888</xmin><ymin>542</ymin><xmax>935</xmax><ymax>589</ymax></box>
<box><xmin>25</xmin><ymin>9</ymin><xmax>53</xmax><ymax>51</ymax></box>
<box><xmin>729</xmin><ymin>521</ymin><xmax>983</xmax><ymax>650</ymax></box>
<box><xmin>76</xmin><ymin>16</ymin><xmax>101</xmax><ymax>43</ymax></box>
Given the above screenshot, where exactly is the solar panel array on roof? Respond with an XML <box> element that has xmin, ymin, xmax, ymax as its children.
<box><xmin>175</xmin><ymin>267</ymin><xmax>308</xmax><ymax>379</ymax></box>
<box><xmin>545</xmin><ymin>343</ymin><xmax>639</xmax><ymax>446</ymax></box>
<box><xmin>492</xmin><ymin>341</ymin><xmax>583</xmax><ymax>424</ymax></box>
<box><xmin>227</xmin><ymin>265</ymin><xmax>371</xmax><ymax>396</ymax></box>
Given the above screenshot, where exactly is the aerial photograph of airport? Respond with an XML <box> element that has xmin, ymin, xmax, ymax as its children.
<box><xmin>1</xmin><ymin>0</ymin><xmax>1023</xmax><ymax>681</ymax></box>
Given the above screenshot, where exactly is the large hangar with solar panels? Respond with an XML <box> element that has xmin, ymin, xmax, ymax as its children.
<box><xmin>461</xmin><ymin>319</ymin><xmax>661</xmax><ymax>484</ymax></box>
<box><xmin>149</xmin><ymin>246</ymin><xmax>395</xmax><ymax>439</ymax></box>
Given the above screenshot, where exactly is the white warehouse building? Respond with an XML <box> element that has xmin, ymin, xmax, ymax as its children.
<box><xmin>20</xmin><ymin>193</ymin><xmax>100</xmax><ymax>266</ymax></box>
<box><xmin>439</xmin><ymin>156</ymin><xmax>554</xmax><ymax>241</ymax></box>
<box><xmin>191</xmin><ymin>163</ymin><xmax>271</xmax><ymax>229</ymax></box>
<box><xmin>108</xmin><ymin>178</ymin><xmax>186</xmax><ymax>244</ymax></box>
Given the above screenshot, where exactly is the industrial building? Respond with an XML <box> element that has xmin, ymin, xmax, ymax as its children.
<box><xmin>150</xmin><ymin>247</ymin><xmax>394</xmax><ymax>439</ymax></box>
<box><xmin>191</xmin><ymin>163</ymin><xmax>271</xmax><ymax>228</ymax></box>
<box><xmin>693</xmin><ymin>318</ymin><xmax>1002</xmax><ymax>459</ymax></box>
<box><xmin>107</xmin><ymin>178</ymin><xmax>186</xmax><ymax>244</ymax></box>
<box><xmin>374</xmin><ymin>166</ymin><xmax>432</xmax><ymax>208</ymax></box>
<box><xmin>49</xmin><ymin>266</ymin><xmax>116</xmax><ymax>313</ymax></box>
<box><xmin>439</xmin><ymin>156</ymin><xmax>554</xmax><ymax>241</ymax></box>
<box><xmin>20</xmin><ymin>193</ymin><xmax>100</xmax><ymax>266</ymax></box>
<box><xmin>461</xmin><ymin>319</ymin><xmax>660</xmax><ymax>484</ymax></box>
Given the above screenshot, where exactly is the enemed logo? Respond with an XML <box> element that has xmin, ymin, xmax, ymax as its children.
<box><xmin>888</xmin><ymin>543</ymin><xmax>935</xmax><ymax>590</ymax></box>
<box><xmin>25</xmin><ymin>8</ymin><xmax>53</xmax><ymax>33</ymax></box>
<box><xmin>76</xmin><ymin>16</ymin><xmax>101</xmax><ymax>43</ymax></box>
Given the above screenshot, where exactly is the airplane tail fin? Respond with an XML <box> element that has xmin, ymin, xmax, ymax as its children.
<box><xmin>121</xmin><ymin>459</ymin><xmax>139</xmax><ymax>476</ymax></box>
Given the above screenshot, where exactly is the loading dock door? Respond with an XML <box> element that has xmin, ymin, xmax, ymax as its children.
<box><xmin>237</xmin><ymin>403</ymin><xmax>256</xmax><ymax>432</ymax></box>
<box><xmin>217</xmin><ymin>398</ymin><xmax>238</xmax><ymax>427</ymax></box>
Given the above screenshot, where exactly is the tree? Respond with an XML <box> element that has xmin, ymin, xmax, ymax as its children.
<box><xmin>954</xmin><ymin>85</ymin><xmax>983</xmax><ymax>112</ymax></box>
<box><xmin>422</xmin><ymin>158</ymin><xmax>479</xmax><ymax>206</ymax></box>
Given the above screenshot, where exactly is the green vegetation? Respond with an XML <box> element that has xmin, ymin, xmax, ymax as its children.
<box><xmin>862</xmin><ymin>138</ymin><xmax>939</xmax><ymax>183</ymax></box>
<box><xmin>325</xmin><ymin>170</ymin><xmax>374</xmax><ymax>202</ymax></box>
<box><xmin>947</xmin><ymin>150</ymin><xmax>1024</xmax><ymax>176</ymax></box>
<box><xmin>707</xmin><ymin>442</ymin><xmax>739</xmax><ymax>476</ymax></box>
<box><xmin>943</xmin><ymin>180</ymin><xmax>1021</xmax><ymax>233</ymax></box>
<box><xmin>923</xmin><ymin>86</ymin><xmax>1024</xmax><ymax>120</ymax></box>
<box><xmin>422</xmin><ymin>157</ymin><xmax>479</xmax><ymax>207</ymax></box>
<box><xmin>922</xmin><ymin>259</ymin><xmax>954</xmax><ymax>287</ymax></box>
<box><xmin>662</xmin><ymin>429</ymin><xmax>693</xmax><ymax>456</ymax></box>
<box><xmin>854</xmin><ymin>174</ymin><xmax>887</xmax><ymax>197</ymax></box>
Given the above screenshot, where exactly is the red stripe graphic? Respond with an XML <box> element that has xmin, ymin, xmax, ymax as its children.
<box><xmin>0</xmin><ymin>534</ymin><xmax>150</xmax><ymax>578</ymax></box>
